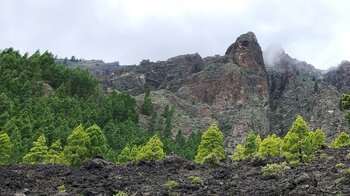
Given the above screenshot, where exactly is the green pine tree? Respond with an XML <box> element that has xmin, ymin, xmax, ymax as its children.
<box><xmin>23</xmin><ymin>134</ymin><xmax>48</xmax><ymax>164</ymax></box>
<box><xmin>85</xmin><ymin>124</ymin><xmax>107</xmax><ymax>156</ymax></box>
<box><xmin>63</xmin><ymin>125</ymin><xmax>91</xmax><ymax>166</ymax></box>
<box><xmin>330</xmin><ymin>131</ymin><xmax>350</xmax><ymax>149</ymax></box>
<box><xmin>309</xmin><ymin>129</ymin><xmax>326</xmax><ymax>151</ymax></box>
<box><xmin>117</xmin><ymin>146</ymin><xmax>131</xmax><ymax>164</ymax></box>
<box><xmin>281</xmin><ymin>115</ymin><xmax>314</xmax><ymax>162</ymax></box>
<box><xmin>258</xmin><ymin>134</ymin><xmax>282</xmax><ymax>157</ymax></box>
<box><xmin>137</xmin><ymin>135</ymin><xmax>165</xmax><ymax>162</ymax></box>
<box><xmin>243</xmin><ymin>130</ymin><xmax>259</xmax><ymax>157</ymax></box>
<box><xmin>45</xmin><ymin>140</ymin><xmax>67</xmax><ymax>164</ymax></box>
<box><xmin>141</xmin><ymin>86</ymin><xmax>154</xmax><ymax>116</ymax></box>
<box><xmin>232</xmin><ymin>144</ymin><xmax>245</xmax><ymax>161</ymax></box>
<box><xmin>194</xmin><ymin>124</ymin><xmax>226</xmax><ymax>164</ymax></box>
<box><xmin>0</xmin><ymin>132</ymin><xmax>14</xmax><ymax>164</ymax></box>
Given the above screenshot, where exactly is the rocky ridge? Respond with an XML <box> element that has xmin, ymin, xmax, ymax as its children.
<box><xmin>59</xmin><ymin>32</ymin><xmax>349</xmax><ymax>150</ymax></box>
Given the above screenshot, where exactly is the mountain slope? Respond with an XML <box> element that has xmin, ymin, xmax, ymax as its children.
<box><xmin>62</xmin><ymin>32</ymin><xmax>349</xmax><ymax>150</ymax></box>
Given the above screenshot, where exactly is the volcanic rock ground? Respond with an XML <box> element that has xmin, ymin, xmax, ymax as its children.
<box><xmin>1</xmin><ymin>147</ymin><xmax>350</xmax><ymax>196</ymax></box>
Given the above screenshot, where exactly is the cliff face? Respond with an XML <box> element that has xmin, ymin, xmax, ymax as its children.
<box><xmin>265</xmin><ymin>45</ymin><xmax>346</xmax><ymax>138</ymax></box>
<box><xmin>324</xmin><ymin>61</ymin><xmax>350</xmax><ymax>93</ymax></box>
<box><xmin>71</xmin><ymin>32</ymin><xmax>348</xmax><ymax>150</ymax></box>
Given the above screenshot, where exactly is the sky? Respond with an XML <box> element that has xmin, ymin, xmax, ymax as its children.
<box><xmin>0</xmin><ymin>0</ymin><xmax>349</xmax><ymax>70</ymax></box>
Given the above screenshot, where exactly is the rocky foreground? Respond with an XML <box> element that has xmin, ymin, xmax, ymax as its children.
<box><xmin>1</xmin><ymin>148</ymin><xmax>350</xmax><ymax>196</ymax></box>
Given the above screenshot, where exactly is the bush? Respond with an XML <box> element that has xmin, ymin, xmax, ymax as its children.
<box><xmin>330</xmin><ymin>131</ymin><xmax>350</xmax><ymax>149</ymax></box>
<box><xmin>188</xmin><ymin>176</ymin><xmax>203</xmax><ymax>184</ymax></box>
<box><xmin>336</xmin><ymin>163</ymin><xmax>346</xmax><ymax>169</ymax></box>
<box><xmin>163</xmin><ymin>180</ymin><xmax>178</xmax><ymax>188</ymax></box>
<box><xmin>113</xmin><ymin>191</ymin><xmax>128</xmax><ymax>196</ymax></box>
<box><xmin>58</xmin><ymin>185</ymin><xmax>66</xmax><ymax>193</ymax></box>
<box><xmin>261</xmin><ymin>162</ymin><xmax>290</xmax><ymax>177</ymax></box>
<box><xmin>194</xmin><ymin>124</ymin><xmax>225</xmax><ymax>164</ymax></box>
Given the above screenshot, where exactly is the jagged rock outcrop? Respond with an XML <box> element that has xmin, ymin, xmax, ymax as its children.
<box><xmin>71</xmin><ymin>32</ymin><xmax>349</xmax><ymax>150</ymax></box>
<box><xmin>324</xmin><ymin>61</ymin><xmax>350</xmax><ymax>93</ymax></box>
<box><xmin>102</xmin><ymin>53</ymin><xmax>204</xmax><ymax>95</ymax></box>
<box><xmin>265</xmin><ymin>45</ymin><xmax>346</xmax><ymax>137</ymax></box>
<box><xmin>176</xmin><ymin>32</ymin><xmax>270</xmax><ymax>149</ymax></box>
<box><xmin>226</xmin><ymin>31</ymin><xmax>266</xmax><ymax>74</ymax></box>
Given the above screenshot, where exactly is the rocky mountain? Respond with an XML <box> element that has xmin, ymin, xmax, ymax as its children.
<box><xmin>62</xmin><ymin>32</ymin><xmax>349</xmax><ymax>151</ymax></box>
<box><xmin>324</xmin><ymin>61</ymin><xmax>350</xmax><ymax>93</ymax></box>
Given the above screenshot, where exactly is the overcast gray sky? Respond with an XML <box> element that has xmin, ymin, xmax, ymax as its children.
<box><xmin>1</xmin><ymin>0</ymin><xmax>349</xmax><ymax>69</ymax></box>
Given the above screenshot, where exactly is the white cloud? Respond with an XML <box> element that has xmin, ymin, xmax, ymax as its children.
<box><xmin>0</xmin><ymin>0</ymin><xmax>349</xmax><ymax>69</ymax></box>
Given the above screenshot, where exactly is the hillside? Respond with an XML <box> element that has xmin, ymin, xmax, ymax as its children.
<box><xmin>68</xmin><ymin>32</ymin><xmax>349</xmax><ymax>149</ymax></box>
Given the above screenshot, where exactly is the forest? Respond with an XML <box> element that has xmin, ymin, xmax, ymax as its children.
<box><xmin>0</xmin><ymin>48</ymin><xmax>201</xmax><ymax>165</ymax></box>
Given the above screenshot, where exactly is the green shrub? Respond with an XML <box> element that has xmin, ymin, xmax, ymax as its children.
<box><xmin>194</xmin><ymin>124</ymin><xmax>225</xmax><ymax>164</ymax></box>
<box><xmin>346</xmin><ymin>153</ymin><xmax>350</xmax><ymax>160</ymax></box>
<box><xmin>336</xmin><ymin>163</ymin><xmax>346</xmax><ymax>169</ymax></box>
<box><xmin>261</xmin><ymin>162</ymin><xmax>290</xmax><ymax>177</ymax></box>
<box><xmin>58</xmin><ymin>185</ymin><xmax>66</xmax><ymax>193</ymax></box>
<box><xmin>113</xmin><ymin>191</ymin><xmax>128</xmax><ymax>196</ymax></box>
<box><xmin>330</xmin><ymin>131</ymin><xmax>350</xmax><ymax>149</ymax></box>
<box><xmin>163</xmin><ymin>180</ymin><xmax>178</xmax><ymax>188</ymax></box>
<box><xmin>188</xmin><ymin>176</ymin><xmax>203</xmax><ymax>184</ymax></box>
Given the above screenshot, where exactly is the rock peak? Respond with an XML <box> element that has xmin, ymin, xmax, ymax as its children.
<box><xmin>225</xmin><ymin>32</ymin><xmax>266</xmax><ymax>73</ymax></box>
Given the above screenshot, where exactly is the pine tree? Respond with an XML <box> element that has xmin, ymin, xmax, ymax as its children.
<box><xmin>141</xmin><ymin>86</ymin><xmax>154</xmax><ymax>116</ymax></box>
<box><xmin>258</xmin><ymin>134</ymin><xmax>282</xmax><ymax>157</ymax></box>
<box><xmin>309</xmin><ymin>129</ymin><xmax>326</xmax><ymax>151</ymax></box>
<box><xmin>105</xmin><ymin>148</ymin><xmax>117</xmax><ymax>163</ymax></box>
<box><xmin>130</xmin><ymin>145</ymin><xmax>142</xmax><ymax>162</ymax></box>
<box><xmin>85</xmin><ymin>124</ymin><xmax>107</xmax><ymax>156</ymax></box>
<box><xmin>23</xmin><ymin>134</ymin><xmax>48</xmax><ymax>164</ymax></box>
<box><xmin>117</xmin><ymin>146</ymin><xmax>131</xmax><ymax>164</ymax></box>
<box><xmin>45</xmin><ymin>140</ymin><xmax>67</xmax><ymax>164</ymax></box>
<box><xmin>232</xmin><ymin>144</ymin><xmax>245</xmax><ymax>161</ymax></box>
<box><xmin>183</xmin><ymin>131</ymin><xmax>202</xmax><ymax>160</ymax></box>
<box><xmin>330</xmin><ymin>131</ymin><xmax>350</xmax><ymax>149</ymax></box>
<box><xmin>281</xmin><ymin>115</ymin><xmax>313</xmax><ymax>162</ymax></box>
<box><xmin>63</xmin><ymin>125</ymin><xmax>91</xmax><ymax>166</ymax></box>
<box><xmin>0</xmin><ymin>132</ymin><xmax>14</xmax><ymax>164</ymax></box>
<box><xmin>137</xmin><ymin>135</ymin><xmax>165</xmax><ymax>162</ymax></box>
<box><xmin>162</xmin><ymin>105</ymin><xmax>174</xmax><ymax>139</ymax></box>
<box><xmin>243</xmin><ymin>130</ymin><xmax>259</xmax><ymax>157</ymax></box>
<box><xmin>147</xmin><ymin>112</ymin><xmax>158</xmax><ymax>134</ymax></box>
<box><xmin>174</xmin><ymin>130</ymin><xmax>186</xmax><ymax>156</ymax></box>
<box><xmin>194</xmin><ymin>124</ymin><xmax>225</xmax><ymax>164</ymax></box>
<box><xmin>313</xmin><ymin>82</ymin><xmax>319</xmax><ymax>93</ymax></box>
